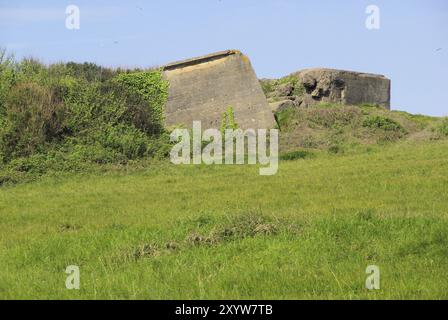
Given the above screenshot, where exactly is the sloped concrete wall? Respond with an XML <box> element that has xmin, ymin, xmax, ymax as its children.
<box><xmin>163</xmin><ymin>50</ymin><xmax>275</xmax><ymax>129</ymax></box>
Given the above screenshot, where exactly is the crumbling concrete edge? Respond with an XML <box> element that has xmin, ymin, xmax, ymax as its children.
<box><xmin>163</xmin><ymin>50</ymin><xmax>242</xmax><ymax>71</ymax></box>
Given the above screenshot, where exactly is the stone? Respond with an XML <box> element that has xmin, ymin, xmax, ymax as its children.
<box><xmin>293</xmin><ymin>68</ymin><xmax>391</xmax><ymax>109</ymax></box>
<box><xmin>276</xmin><ymin>83</ymin><xmax>294</xmax><ymax>97</ymax></box>
<box><xmin>162</xmin><ymin>50</ymin><xmax>275</xmax><ymax>129</ymax></box>
<box><xmin>301</xmin><ymin>73</ymin><xmax>317</xmax><ymax>90</ymax></box>
<box><xmin>269</xmin><ymin>99</ymin><xmax>295</xmax><ymax>113</ymax></box>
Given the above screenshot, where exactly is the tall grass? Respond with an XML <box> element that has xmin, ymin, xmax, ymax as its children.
<box><xmin>0</xmin><ymin>140</ymin><xmax>447</xmax><ymax>299</ymax></box>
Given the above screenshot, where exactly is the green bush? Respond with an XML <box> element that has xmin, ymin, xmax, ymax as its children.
<box><xmin>61</xmin><ymin>77</ymin><xmax>136</xmax><ymax>134</ymax></box>
<box><xmin>260</xmin><ymin>80</ymin><xmax>274</xmax><ymax>96</ymax></box>
<box><xmin>274</xmin><ymin>107</ymin><xmax>295</xmax><ymax>131</ymax></box>
<box><xmin>280</xmin><ymin>150</ymin><xmax>313</xmax><ymax>160</ymax></box>
<box><xmin>0</xmin><ymin>48</ymin><xmax>16</xmax><ymax>116</ymax></box>
<box><xmin>65</xmin><ymin>62</ymin><xmax>117</xmax><ymax>82</ymax></box>
<box><xmin>93</xmin><ymin>123</ymin><xmax>151</xmax><ymax>159</ymax></box>
<box><xmin>16</xmin><ymin>58</ymin><xmax>46</xmax><ymax>83</ymax></box>
<box><xmin>435</xmin><ymin>118</ymin><xmax>448</xmax><ymax>137</ymax></box>
<box><xmin>362</xmin><ymin>115</ymin><xmax>406</xmax><ymax>133</ymax></box>
<box><xmin>328</xmin><ymin>144</ymin><xmax>344</xmax><ymax>154</ymax></box>
<box><xmin>64</xmin><ymin>143</ymin><xmax>126</xmax><ymax>165</ymax></box>
<box><xmin>0</xmin><ymin>82</ymin><xmax>68</xmax><ymax>161</ymax></box>
<box><xmin>277</xmin><ymin>75</ymin><xmax>304</xmax><ymax>96</ymax></box>
<box><xmin>220</xmin><ymin>106</ymin><xmax>238</xmax><ymax>133</ymax></box>
<box><xmin>0</xmin><ymin>54</ymin><xmax>170</xmax><ymax>182</ymax></box>
<box><xmin>113</xmin><ymin>70</ymin><xmax>168</xmax><ymax>134</ymax></box>
<box><xmin>60</xmin><ymin>71</ymin><xmax>169</xmax><ymax>159</ymax></box>
<box><xmin>261</xmin><ymin>76</ymin><xmax>304</xmax><ymax>98</ymax></box>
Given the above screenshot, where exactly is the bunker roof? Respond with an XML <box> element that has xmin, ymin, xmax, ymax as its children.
<box><xmin>163</xmin><ymin>50</ymin><xmax>241</xmax><ymax>71</ymax></box>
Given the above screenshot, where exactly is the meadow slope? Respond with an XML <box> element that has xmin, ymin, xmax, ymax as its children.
<box><xmin>1</xmin><ymin>140</ymin><xmax>447</xmax><ymax>299</ymax></box>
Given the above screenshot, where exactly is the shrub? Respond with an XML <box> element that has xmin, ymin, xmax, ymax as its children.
<box><xmin>434</xmin><ymin>118</ymin><xmax>448</xmax><ymax>137</ymax></box>
<box><xmin>57</xmin><ymin>70</ymin><xmax>169</xmax><ymax>160</ymax></box>
<box><xmin>0</xmin><ymin>48</ymin><xmax>16</xmax><ymax>116</ymax></box>
<box><xmin>260</xmin><ymin>79</ymin><xmax>274</xmax><ymax>96</ymax></box>
<box><xmin>277</xmin><ymin>75</ymin><xmax>304</xmax><ymax>96</ymax></box>
<box><xmin>0</xmin><ymin>82</ymin><xmax>68</xmax><ymax>161</ymax></box>
<box><xmin>328</xmin><ymin>144</ymin><xmax>344</xmax><ymax>154</ymax></box>
<box><xmin>16</xmin><ymin>58</ymin><xmax>46</xmax><ymax>83</ymax></box>
<box><xmin>64</xmin><ymin>143</ymin><xmax>126</xmax><ymax>165</ymax></box>
<box><xmin>108</xmin><ymin>80</ymin><xmax>165</xmax><ymax>135</ymax></box>
<box><xmin>113</xmin><ymin>70</ymin><xmax>169</xmax><ymax>134</ymax></box>
<box><xmin>65</xmin><ymin>62</ymin><xmax>117</xmax><ymax>82</ymax></box>
<box><xmin>280</xmin><ymin>150</ymin><xmax>313</xmax><ymax>160</ymax></box>
<box><xmin>260</xmin><ymin>76</ymin><xmax>304</xmax><ymax>99</ymax></box>
<box><xmin>362</xmin><ymin>115</ymin><xmax>406</xmax><ymax>133</ymax></box>
<box><xmin>8</xmin><ymin>153</ymin><xmax>54</xmax><ymax>175</ymax></box>
<box><xmin>274</xmin><ymin>107</ymin><xmax>295</xmax><ymax>131</ymax></box>
<box><xmin>59</xmin><ymin>80</ymin><xmax>101</xmax><ymax>133</ymax></box>
<box><xmin>94</xmin><ymin>123</ymin><xmax>151</xmax><ymax>159</ymax></box>
<box><xmin>220</xmin><ymin>106</ymin><xmax>238</xmax><ymax>133</ymax></box>
<box><xmin>0</xmin><ymin>54</ymin><xmax>173</xmax><ymax>183</ymax></box>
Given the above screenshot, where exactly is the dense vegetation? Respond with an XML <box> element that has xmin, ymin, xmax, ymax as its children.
<box><xmin>0</xmin><ymin>49</ymin><xmax>169</xmax><ymax>184</ymax></box>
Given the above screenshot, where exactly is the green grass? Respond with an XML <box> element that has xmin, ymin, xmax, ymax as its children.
<box><xmin>1</xmin><ymin>140</ymin><xmax>448</xmax><ymax>299</ymax></box>
<box><xmin>277</xmin><ymin>104</ymin><xmax>443</xmax><ymax>154</ymax></box>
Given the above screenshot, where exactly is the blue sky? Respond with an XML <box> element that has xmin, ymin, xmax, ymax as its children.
<box><xmin>0</xmin><ymin>0</ymin><xmax>447</xmax><ymax>116</ymax></box>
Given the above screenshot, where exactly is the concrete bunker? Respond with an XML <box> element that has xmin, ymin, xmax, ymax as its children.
<box><xmin>162</xmin><ymin>50</ymin><xmax>276</xmax><ymax>129</ymax></box>
<box><xmin>264</xmin><ymin>68</ymin><xmax>391</xmax><ymax>112</ymax></box>
<box><xmin>294</xmin><ymin>68</ymin><xmax>391</xmax><ymax>109</ymax></box>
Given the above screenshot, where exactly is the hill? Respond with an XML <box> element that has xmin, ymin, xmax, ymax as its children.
<box><xmin>276</xmin><ymin>103</ymin><xmax>447</xmax><ymax>155</ymax></box>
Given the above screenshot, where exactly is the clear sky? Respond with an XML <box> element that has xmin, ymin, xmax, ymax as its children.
<box><xmin>0</xmin><ymin>0</ymin><xmax>447</xmax><ymax>116</ymax></box>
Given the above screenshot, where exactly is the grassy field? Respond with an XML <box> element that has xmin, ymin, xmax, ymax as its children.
<box><xmin>0</xmin><ymin>139</ymin><xmax>448</xmax><ymax>299</ymax></box>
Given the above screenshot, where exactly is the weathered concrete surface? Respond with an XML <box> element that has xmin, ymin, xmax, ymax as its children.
<box><xmin>163</xmin><ymin>50</ymin><xmax>275</xmax><ymax>129</ymax></box>
<box><xmin>295</xmin><ymin>68</ymin><xmax>391</xmax><ymax>109</ymax></box>
<box><xmin>263</xmin><ymin>68</ymin><xmax>391</xmax><ymax>111</ymax></box>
